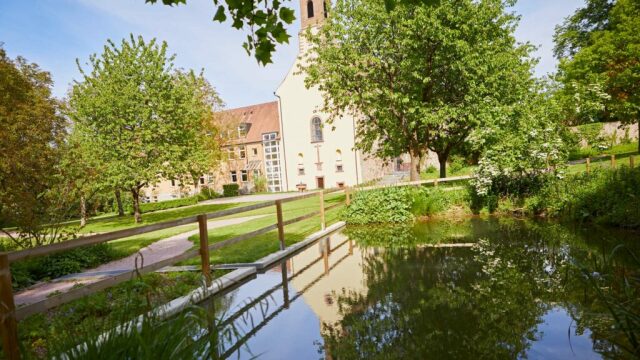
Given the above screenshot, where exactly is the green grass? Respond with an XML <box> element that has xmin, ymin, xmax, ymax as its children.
<box><xmin>565</xmin><ymin>151</ymin><xmax>638</xmax><ymax>174</ymax></box>
<box><xmin>421</xmin><ymin>165</ymin><xmax>477</xmax><ymax>180</ymax></box>
<box><xmin>569</xmin><ymin>141</ymin><xmax>639</xmax><ymax>160</ymax></box>
<box><xmin>75</xmin><ymin>202</ymin><xmax>247</xmax><ymax>234</ymax></box>
<box><xmin>184</xmin><ymin>192</ymin><xmax>345</xmax><ymax>266</ymax></box>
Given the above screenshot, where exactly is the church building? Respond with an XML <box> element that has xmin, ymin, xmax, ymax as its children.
<box><xmin>275</xmin><ymin>0</ymin><xmax>394</xmax><ymax>191</ymax></box>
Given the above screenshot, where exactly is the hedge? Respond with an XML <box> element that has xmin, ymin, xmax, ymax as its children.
<box><xmin>222</xmin><ymin>183</ymin><xmax>240</xmax><ymax>197</ymax></box>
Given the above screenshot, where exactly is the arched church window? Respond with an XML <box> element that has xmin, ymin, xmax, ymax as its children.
<box><xmin>311</xmin><ymin>116</ymin><xmax>323</xmax><ymax>142</ymax></box>
<box><xmin>335</xmin><ymin>149</ymin><xmax>342</xmax><ymax>162</ymax></box>
<box><xmin>307</xmin><ymin>0</ymin><xmax>315</xmax><ymax>18</ymax></box>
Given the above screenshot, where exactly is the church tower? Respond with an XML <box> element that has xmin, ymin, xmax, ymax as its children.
<box><xmin>300</xmin><ymin>0</ymin><xmax>328</xmax><ymax>29</ymax></box>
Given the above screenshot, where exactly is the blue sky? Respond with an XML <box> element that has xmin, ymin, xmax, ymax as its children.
<box><xmin>0</xmin><ymin>0</ymin><xmax>584</xmax><ymax>108</ymax></box>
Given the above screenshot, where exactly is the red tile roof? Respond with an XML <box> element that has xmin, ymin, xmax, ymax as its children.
<box><xmin>220</xmin><ymin>101</ymin><xmax>280</xmax><ymax>144</ymax></box>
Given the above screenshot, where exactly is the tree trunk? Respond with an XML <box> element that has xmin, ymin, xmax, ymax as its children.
<box><xmin>131</xmin><ymin>188</ymin><xmax>142</xmax><ymax>223</ymax></box>
<box><xmin>80</xmin><ymin>194</ymin><xmax>87</xmax><ymax>228</ymax></box>
<box><xmin>638</xmin><ymin>120</ymin><xmax>639</xmax><ymax>153</ymax></box>
<box><xmin>437</xmin><ymin>152</ymin><xmax>449</xmax><ymax>179</ymax></box>
<box><xmin>409</xmin><ymin>151</ymin><xmax>422</xmax><ymax>181</ymax></box>
<box><xmin>115</xmin><ymin>189</ymin><xmax>125</xmax><ymax>217</ymax></box>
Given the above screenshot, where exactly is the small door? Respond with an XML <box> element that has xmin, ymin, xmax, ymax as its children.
<box><xmin>316</xmin><ymin>176</ymin><xmax>325</xmax><ymax>189</ymax></box>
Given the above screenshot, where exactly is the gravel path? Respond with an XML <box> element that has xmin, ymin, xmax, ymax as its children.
<box><xmin>14</xmin><ymin>215</ymin><xmax>268</xmax><ymax>307</ymax></box>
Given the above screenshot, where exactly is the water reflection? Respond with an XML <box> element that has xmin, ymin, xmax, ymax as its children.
<box><xmin>198</xmin><ymin>218</ymin><xmax>639</xmax><ymax>359</ymax></box>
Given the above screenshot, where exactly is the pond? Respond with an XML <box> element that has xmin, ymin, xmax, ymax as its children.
<box><xmin>201</xmin><ymin>218</ymin><xmax>640</xmax><ymax>359</ymax></box>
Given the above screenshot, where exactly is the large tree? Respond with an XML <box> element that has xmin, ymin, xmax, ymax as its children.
<box><xmin>303</xmin><ymin>0</ymin><xmax>533</xmax><ymax>179</ymax></box>
<box><xmin>69</xmin><ymin>35</ymin><xmax>223</xmax><ymax>223</ymax></box>
<box><xmin>555</xmin><ymin>0</ymin><xmax>640</xmax><ymax>150</ymax></box>
<box><xmin>0</xmin><ymin>46</ymin><xmax>71</xmax><ymax>247</ymax></box>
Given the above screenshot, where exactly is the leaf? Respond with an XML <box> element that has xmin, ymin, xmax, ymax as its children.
<box><xmin>213</xmin><ymin>5</ymin><xmax>227</xmax><ymax>22</ymax></box>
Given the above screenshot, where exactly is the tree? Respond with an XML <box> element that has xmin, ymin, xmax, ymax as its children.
<box><xmin>58</xmin><ymin>126</ymin><xmax>106</xmax><ymax>227</ymax></box>
<box><xmin>69</xmin><ymin>35</ymin><xmax>223</xmax><ymax>223</ymax></box>
<box><xmin>303</xmin><ymin>0</ymin><xmax>533</xmax><ymax>180</ymax></box>
<box><xmin>0</xmin><ymin>46</ymin><xmax>72</xmax><ymax>248</ymax></box>
<box><xmin>171</xmin><ymin>71</ymin><xmax>226</xmax><ymax>194</ymax></box>
<box><xmin>553</xmin><ymin>0</ymin><xmax>614</xmax><ymax>60</ymax></box>
<box><xmin>555</xmin><ymin>0</ymin><xmax>640</xmax><ymax>151</ymax></box>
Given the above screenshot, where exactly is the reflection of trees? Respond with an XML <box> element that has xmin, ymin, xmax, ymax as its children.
<box><xmin>326</xmin><ymin>219</ymin><xmax>639</xmax><ymax>359</ymax></box>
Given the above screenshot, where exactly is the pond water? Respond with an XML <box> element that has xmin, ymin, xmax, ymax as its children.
<box><xmin>201</xmin><ymin>218</ymin><xmax>640</xmax><ymax>359</ymax></box>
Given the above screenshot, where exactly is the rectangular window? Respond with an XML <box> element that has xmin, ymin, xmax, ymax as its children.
<box><xmin>171</xmin><ymin>179</ymin><xmax>176</xmax><ymax>187</ymax></box>
<box><xmin>239</xmin><ymin>146</ymin><xmax>246</xmax><ymax>159</ymax></box>
<box><xmin>241</xmin><ymin>170</ymin><xmax>248</xmax><ymax>182</ymax></box>
<box><xmin>230</xmin><ymin>171</ymin><xmax>238</xmax><ymax>182</ymax></box>
<box><xmin>253</xmin><ymin>169</ymin><xmax>260</xmax><ymax>178</ymax></box>
<box><xmin>227</xmin><ymin>148</ymin><xmax>236</xmax><ymax>160</ymax></box>
<box><xmin>298</xmin><ymin>167</ymin><xmax>305</xmax><ymax>175</ymax></box>
<box><xmin>252</xmin><ymin>148</ymin><xmax>258</xmax><ymax>156</ymax></box>
<box><xmin>336</xmin><ymin>164</ymin><xmax>344</xmax><ymax>172</ymax></box>
<box><xmin>199</xmin><ymin>177</ymin><xmax>205</xmax><ymax>185</ymax></box>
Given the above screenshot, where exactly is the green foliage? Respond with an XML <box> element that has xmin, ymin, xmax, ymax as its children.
<box><xmin>556</xmin><ymin>0</ymin><xmax>640</xmax><ymax>141</ymax></box>
<box><xmin>425</xmin><ymin>165</ymin><xmax>437</xmax><ymax>174</ymax></box>
<box><xmin>69</xmin><ymin>35</ymin><xmax>223</xmax><ymax>223</ymax></box>
<box><xmin>139</xmin><ymin>196</ymin><xmax>198</xmax><ymax>213</ymax></box>
<box><xmin>342</xmin><ymin>186</ymin><xmax>466</xmax><ymax>224</ymax></box>
<box><xmin>145</xmin><ymin>0</ymin><xmax>295</xmax><ymax>65</ymax></box>
<box><xmin>0</xmin><ymin>45</ymin><xmax>73</xmax><ymax>247</ymax></box>
<box><xmin>342</xmin><ymin>187</ymin><xmax>416</xmax><ymax>224</ymax></box>
<box><xmin>222</xmin><ymin>183</ymin><xmax>239</xmax><ymax>197</ymax></box>
<box><xmin>253</xmin><ymin>175</ymin><xmax>268</xmax><ymax>193</ymax></box>
<box><xmin>525</xmin><ymin>166</ymin><xmax>640</xmax><ymax>228</ymax></box>
<box><xmin>10</xmin><ymin>244</ymin><xmax>120</xmax><ymax>290</ymax></box>
<box><xmin>304</xmin><ymin>0</ymin><xmax>534</xmax><ymax>180</ymax></box>
<box><xmin>197</xmin><ymin>187</ymin><xmax>219</xmax><ymax>201</ymax></box>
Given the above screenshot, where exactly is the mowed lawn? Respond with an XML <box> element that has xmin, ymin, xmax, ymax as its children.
<box><xmin>184</xmin><ymin>192</ymin><xmax>346</xmax><ymax>266</ymax></box>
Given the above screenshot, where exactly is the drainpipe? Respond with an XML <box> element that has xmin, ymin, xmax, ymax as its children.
<box><xmin>352</xmin><ymin>116</ymin><xmax>360</xmax><ymax>185</ymax></box>
<box><xmin>274</xmin><ymin>92</ymin><xmax>290</xmax><ymax>191</ymax></box>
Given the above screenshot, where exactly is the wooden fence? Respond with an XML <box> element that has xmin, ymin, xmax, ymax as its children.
<box><xmin>0</xmin><ymin>175</ymin><xmax>470</xmax><ymax>358</ymax></box>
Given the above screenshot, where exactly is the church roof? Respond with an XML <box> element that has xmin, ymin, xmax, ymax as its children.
<box><xmin>221</xmin><ymin>101</ymin><xmax>280</xmax><ymax>144</ymax></box>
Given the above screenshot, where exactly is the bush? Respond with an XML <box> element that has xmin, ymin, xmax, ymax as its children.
<box><xmin>197</xmin><ymin>187</ymin><xmax>219</xmax><ymax>201</ymax></box>
<box><xmin>526</xmin><ymin>166</ymin><xmax>640</xmax><ymax>228</ymax></box>
<box><xmin>11</xmin><ymin>243</ymin><xmax>120</xmax><ymax>290</ymax></box>
<box><xmin>139</xmin><ymin>196</ymin><xmax>198</xmax><ymax>213</ymax></box>
<box><xmin>449</xmin><ymin>156</ymin><xmax>466</xmax><ymax>174</ymax></box>
<box><xmin>222</xmin><ymin>183</ymin><xmax>240</xmax><ymax>197</ymax></box>
<box><xmin>342</xmin><ymin>186</ymin><xmax>466</xmax><ymax>224</ymax></box>
<box><xmin>254</xmin><ymin>176</ymin><xmax>268</xmax><ymax>193</ymax></box>
<box><xmin>341</xmin><ymin>187</ymin><xmax>415</xmax><ymax>224</ymax></box>
<box><xmin>425</xmin><ymin>165</ymin><xmax>437</xmax><ymax>174</ymax></box>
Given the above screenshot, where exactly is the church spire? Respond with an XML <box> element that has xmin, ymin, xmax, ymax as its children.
<box><xmin>300</xmin><ymin>0</ymin><xmax>328</xmax><ymax>29</ymax></box>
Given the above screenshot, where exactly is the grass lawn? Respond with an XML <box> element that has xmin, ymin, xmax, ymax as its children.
<box><xmin>421</xmin><ymin>165</ymin><xmax>476</xmax><ymax>180</ymax></box>
<box><xmin>565</xmin><ymin>151</ymin><xmax>638</xmax><ymax>174</ymax></box>
<box><xmin>76</xmin><ymin>202</ymin><xmax>248</xmax><ymax>235</ymax></box>
<box><xmin>568</xmin><ymin>141</ymin><xmax>639</xmax><ymax>160</ymax></box>
<box><xmin>184</xmin><ymin>192</ymin><xmax>346</xmax><ymax>266</ymax></box>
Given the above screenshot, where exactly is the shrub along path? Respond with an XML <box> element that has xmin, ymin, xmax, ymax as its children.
<box><xmin>13</xmin><ymin>214</ymin><xmax>268</xmax><ymax>307</ymax></box>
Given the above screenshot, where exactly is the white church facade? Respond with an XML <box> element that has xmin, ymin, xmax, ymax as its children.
<box><xmin>275</xmin><ymin>0</ymin><xmax>394</xmax><ymax>191</ymax></box>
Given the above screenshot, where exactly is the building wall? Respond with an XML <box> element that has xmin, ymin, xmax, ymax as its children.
<box><xmin>276</xmin><ymin>63</ymin><xmax>364</xmax><ymax>190</ymax></box>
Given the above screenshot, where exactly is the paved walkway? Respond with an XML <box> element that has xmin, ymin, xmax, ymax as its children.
<box><xmin>14</xmin><ymin>215</ymin><xmax>267</xmax><ymax>307</ymax></box>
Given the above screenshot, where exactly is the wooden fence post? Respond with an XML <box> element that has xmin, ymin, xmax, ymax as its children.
<box><xmin>586</xmin><ymin>157</ymin><xmax>590</xmax><ymax>174</ymax></box>
<box><xmin>630</xmin><ymin>155</ymin><xmax>635</xmax><ymax>169</ymax></box>
<box><xmin>319</xmin><ymin>191</ymin><xmax>326</xmax><ymax>230</ymax></box>
<box><xmin>197</xmin><ymin>215</ymin><xmax>211</xmax><ymax>286</ymax></box>
<box><xmin>345</xmin><ymin>187</ymin><xmax>351</xmax><ymax>206</ymax></box>
<box><xmin>611</xmin><ymin>154</ymin><xmax>616</xmax><ymax>169</ymax></box>
<box><xmin>434</xmin><ymin>179</ymin><xmax>439</xmax><ymax>188</ymax></box>
<box><xmin>276</xmin><ymin>200</ymin><xmax>285</xmax><ymax>251</ymax></box>
<box><xmin>0</xmin><ymin>253</ymin><xmax>20</xmax><ymax>360</ymax></box>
